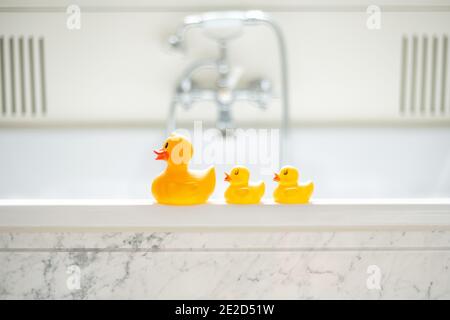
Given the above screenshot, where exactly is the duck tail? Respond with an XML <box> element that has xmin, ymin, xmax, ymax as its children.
<box><xmin>258</xmin><ymin>182</ymin><xmax>266</xmax><ymax>199</ymax></box>
<box><xmin>305</xmin><ymin>182</ymin><xmax>314</xmax><ymax>200</ymax></box>
<box><xmin>207</xmin><ymin>165</ymin><xmax>216</xmax><ymax>188</ymax></box>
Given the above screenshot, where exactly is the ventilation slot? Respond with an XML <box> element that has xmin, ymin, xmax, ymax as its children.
<box><xmin>0</xmin><ymin>36</ymin><xmax>47</xmax><ymax>118</ymax></box>
<box><xmin>399</xmin><ymin>34</ymin><xmax>449</xmax><ymax>116</ymax></box>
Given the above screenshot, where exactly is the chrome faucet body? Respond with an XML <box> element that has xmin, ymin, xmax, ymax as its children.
<box><xmin>167</xmin><ymin>11</ymin><xmax>289</xmax><ymax>163</ymax></box>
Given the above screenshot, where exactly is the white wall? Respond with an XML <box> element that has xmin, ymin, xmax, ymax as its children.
<box><xmin>0</xmin><ymin>1</ymin><xmax>449</xmax><ymax>126</ymax></box>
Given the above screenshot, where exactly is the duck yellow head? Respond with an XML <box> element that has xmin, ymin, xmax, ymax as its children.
<box><xmin>273</xmin><ymin>166</ymin><xmax>299</xmax><ymax>186</ymax></box>
<box><xmin>154</xmin><ymin>133</ymin><xmax>194</xmax><ymax>167</ymax></box>
<box><xmin>224</xmin><ymin>166</ymin><xmax>250</xmax><ymax>186</ymax></box>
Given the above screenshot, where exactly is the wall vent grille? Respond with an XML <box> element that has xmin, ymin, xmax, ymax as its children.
<box><xmin>0</xmin><ymin>36</ymin><xmax>47</xmax><ymax>118</ymax></box>
<box><xmin>400</xmin><ymin>34</ymin><xmax>449</xmax><ymax>116</ymax></box>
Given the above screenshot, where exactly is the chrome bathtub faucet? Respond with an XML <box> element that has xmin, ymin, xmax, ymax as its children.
<box><xmin>166</xmin><ymin>11</ymin><xmax>290</xmax><ymax>163</ymax></box>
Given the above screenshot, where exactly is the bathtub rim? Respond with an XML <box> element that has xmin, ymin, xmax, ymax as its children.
<box><xmin>0</xmin><ymin>198</ymin><xmax>450</xmax><ymax>232</ymax></box>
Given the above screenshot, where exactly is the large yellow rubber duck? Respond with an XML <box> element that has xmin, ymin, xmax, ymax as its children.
<box><xmin>224</xmin><ymin>166</ymin><xmax>265</xmax><ymax>204</ymax></box>
<box><xmin>151</xmin><ymin>133</ymin><xmax>215</xmax><ymax>205</ymax></box>
<box><xmin>273</xmin><ymin>166</ymin><xmax>314</xmax><ymax>204</ymax></box>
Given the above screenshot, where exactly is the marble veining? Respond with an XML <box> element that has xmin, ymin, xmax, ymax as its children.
<box><xmin>0</xmin><ymin>231</ymin><xmax>449</xmax><ymax>299</ymax></box>
<box><xmin>1</xmin><ymin>230</ymin><xmax>450</xmax><ymax>250</ymax></box>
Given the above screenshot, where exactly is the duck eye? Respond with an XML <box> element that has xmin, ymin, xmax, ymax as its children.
<box><xmin>283</xmin><ymin>170</ymin><xmax>288</xmax><ymax>175</ymax></box>
<box><xmin>234</xmin><ymin>169</ymin><xmax>239</xmax><ymax>175</ymax></box>
<box><xmin>164</xmin><ymin>142</ymin><xmax>169</xmax><ymax>149</ymax></box>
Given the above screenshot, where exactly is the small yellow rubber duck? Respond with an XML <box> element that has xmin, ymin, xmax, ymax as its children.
<box><xmin>224</xmin><ymin>166</ymin><xmax>265</xmax><ymax>204</ymax></box>
<box><xmin>273</xmin><ymin>166</ymin><xmax>314</xmax><ymax>204</ymax></box>
<box><xmin>151</xmin><ymin>133</ymin><xmax>215</xmax><ymax>205</ymax></box>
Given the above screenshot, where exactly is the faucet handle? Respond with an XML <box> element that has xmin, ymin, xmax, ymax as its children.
<box><xmin>249</xmin><ymin>78</ymin><xmax>272</xmax><ymax>109</ymax></box>
<box><xmin>250</xmin><ymin>78</ymin><xmax>272</xmax><ymax>92</ymax></box>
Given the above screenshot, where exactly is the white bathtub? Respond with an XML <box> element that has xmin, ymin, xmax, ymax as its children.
<box><xmin>0</xmin><ymin>126</ymin><xmax>449</xmax><ymax>200</ymax></box>
<box><xmin>1</xmin><ymin>126</ymin><xmax>450</xmax><ymax>299</ymax></box>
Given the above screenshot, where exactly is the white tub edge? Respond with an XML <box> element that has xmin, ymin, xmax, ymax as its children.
<box><xmin>0</xmin><ymin>199</ymin><xmax>449</xmax><ymax>232</ymax></box>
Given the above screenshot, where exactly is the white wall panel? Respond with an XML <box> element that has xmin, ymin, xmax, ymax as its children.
<box><xmin>0</xmin><ymin>6</ymin><xmax>449</xmax><ymax>125</ymax></box>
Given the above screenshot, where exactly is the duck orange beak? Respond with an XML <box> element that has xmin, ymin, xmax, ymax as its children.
<box><xmin>154</xmin><ymin>149</ymin><xmax>169</xmax><ymax>161</ymax></box>
<box><xmin>224</xmin><ymin>172</ymin><xmax>231</xmax><ymax>182</ymax></box>
<box><xmin>273</xmin><ymin>173</ymin><xmax>280</xmax><ymax>182</ymax></box>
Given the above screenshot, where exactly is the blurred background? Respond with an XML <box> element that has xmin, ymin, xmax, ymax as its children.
<box><xmin>0</xmin><ymin>0</ymin><xmax>449</xmax><ymax>199</ymax></box>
